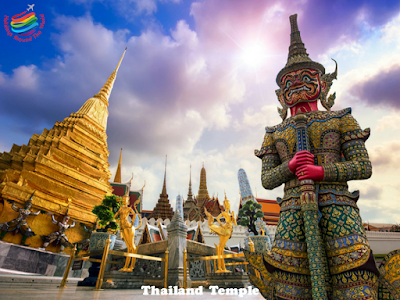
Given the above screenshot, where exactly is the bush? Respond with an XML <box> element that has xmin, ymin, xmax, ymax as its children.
<box><xmin>237</xmin><ymin>200</ymin><xmax>264</xmax><ymax>236</ymax></box>
<box><xmin>92</xmin><ymin>194</ymin><xmax>123</xmax><ymax>232</ymax></box>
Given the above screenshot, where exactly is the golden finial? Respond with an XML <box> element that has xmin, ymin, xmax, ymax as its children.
<box><xmin>74</xmin><ymin>48</ymin><xmax>127</xmax><ymax>131</ymax></box>
<box><xmin>94</xmin><ymin>48</ymin><xmax>127</xmax><ymax>105</ymax></box>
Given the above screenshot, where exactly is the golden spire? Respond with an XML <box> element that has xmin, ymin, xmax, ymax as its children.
<box><xmin>74</xmin><ymin>48</ymin><xmax>127</xmax><ymax>131</ymax></box>
<box><xmin>113</xmin><ymin>148</ymin><xmax>122</xmax><ymax>183</ymax></box>
<box><xmin>94</xmin><ymin>47</ymin><xmax>127</xmax><ymax>105</ymax></box>
<box><xmin>198</xmin><ymin>162</ymin><xmax>209</xmax><ymax>199</ymax></box>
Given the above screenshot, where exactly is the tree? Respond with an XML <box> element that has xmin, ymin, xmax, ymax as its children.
<box><xmin>237</xmin><ymin>200</ymin><xmax>264</xmax><ymax>236</ymax></box>
<box><xmin>92</xmin><ymin>194</ymin><xmax>123</xmax><ymax>232</ymax></box>
<box><xmin>390</xmin><ymin>224</ymin><xmax>400</xmax><ymax>232</ymax></box>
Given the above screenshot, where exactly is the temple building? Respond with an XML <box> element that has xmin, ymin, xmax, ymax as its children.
<box><xmin>256</xmin><ymin>198</ymin><xmax>280</xmax><ymax>225</ymax></box>
<box><xmin>147</xmin><ymin>157</ymin><xmax>174</xmax><ymax>220</ymax></box>
<box><xmin>183</xmin><ymin>166</ymin><xmax>202</xmax><ymax>221</ymax></box>
<box><xmin>109</xmin><ymin>148</ymin><xmax>144</xmax><ymax>226</ymax></box>
<box><xmin>195</xmin><ymin>163</ymin><xmax>209</xmax><ymax>208</ymax></box>
<box><xmin>0</xmin><ymin>49</ymin><xmax>127</xmax><ymax>250</ymax></box>
<box><xmin>238</xmin><ymin>168</ymin><xmax>256</xmax><ymax>205</ymax></box>
<box><xmin>237</xmin><ymin>168</ymin><xmax>280</xmax><ymax>225</ymax></box>
<box><xmin>203</xmin><ymin>195</ymin><xmax>223</xmax><ymax>218</ymax></box>
<box><xmin>195</xmin><ymin>164</ymin><xmax>222</xmax><ymax>218</ymax></box>
<box><xmin>141</xmin><ymin>163</ymin><xmax>223</xmax><ymax>221</ymax></box>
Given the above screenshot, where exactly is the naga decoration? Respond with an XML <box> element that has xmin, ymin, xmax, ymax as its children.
<box><xmin>40</xmin><ymin>205</ymin><xmax>76</xmax><ymax>252</ymax></box>
<box><xmin>0</xmin><ymin>191</ymin><xmax>40</xmax><ymax>246</ymax></box>
<box><xmin>114</xmin><ymin>189</ymin><xmax>142</xmax><ymax>272</ymax></box>
<box><xmin>205</xmin><ymin>194</ymin><xmax>237</xmax><ymax>273</ymax></box>
<box><xmin>245</xmin><ymin>14</ymin><xmax>400</xmax><ymax>300</ymax></box>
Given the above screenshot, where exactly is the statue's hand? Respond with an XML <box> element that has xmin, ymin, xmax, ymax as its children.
<box><xmin>289</xmin><ymin>150</ymin><xmax>314</xmax><ymax>173</ymax></box>
<box><xmin>296</xmin><ymin>164</ymin><xmax>324</xmax><ymax>181</ymax></box>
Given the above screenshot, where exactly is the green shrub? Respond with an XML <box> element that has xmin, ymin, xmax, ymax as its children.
<box><xmin>92</xmin><ymin>194</ymin><xmax>123</xmax><ymax>232</ymax></box>
<box><xmin>237</xmin><ymin>200</ymin><xmax>264</xmax><ymax>236</ymax></box>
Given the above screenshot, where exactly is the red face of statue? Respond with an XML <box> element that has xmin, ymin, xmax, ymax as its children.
<box><xmin>280</xmin><ymin>68</ymin><xmax>321</xmax><ymax>108</ymax></box>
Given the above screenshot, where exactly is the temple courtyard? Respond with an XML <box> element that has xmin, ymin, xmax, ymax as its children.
<box><xmin>0</xmin><ymin>268</ymin><xmax>264</xmax><ymax>300</ymax></box>
<box><xmin>0</xmin><ymin>287</ymin><xmax>264</xmax><ymax>300</ymax></box>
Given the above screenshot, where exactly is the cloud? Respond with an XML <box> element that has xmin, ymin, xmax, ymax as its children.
<box><xmin>376</xmin><ymin>113</ymin><xmax>400</xmax><ymax>131</ymax></box>
<box><xmin>191</xmin><ymin>0</ymin><xmax>400</xmax><ymax>65</ymax></box>
<box><xmin>369</xmin><ymin>141</ymin><xmax>400</xmax><ymax>170</ymax></box>
<box><xmin>381</xmin><ymin>9</ymin><xmax>400</xmax><ymax>47</ymax></box>
<box><xmin>2</xmin><ymin>1</ymin><xmax>400</xmax><ymax>223</ymax></box>
<box><xmin>243</xmin><ymin>105</ymin><xmax>281</xmax><ymax>127</ymax></box>
<box><xmin>360</xmin><ymin>184</ymin><xmax>383</xmax><ymax>201</ymax></box>
<box><xmin>351</xmin><ymin>65</ymin><xmax>400</xmax><ymax>109</ymax></box>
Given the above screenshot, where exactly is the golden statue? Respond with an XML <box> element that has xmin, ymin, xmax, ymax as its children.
<box><xmin>204</xmin><ymin>195</ymin><xmax>237</xmax><ymax>273</ymax></box>
<box><xmin>114</xmin><ymin>193</ymin><xmax>142</xmax><ymax>272</ymax></box>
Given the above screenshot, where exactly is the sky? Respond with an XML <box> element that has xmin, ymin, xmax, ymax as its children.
<box><xmin>1</xmin><ymin>0</ymin><xmax>400</xmax><ymax>224</ymax></box>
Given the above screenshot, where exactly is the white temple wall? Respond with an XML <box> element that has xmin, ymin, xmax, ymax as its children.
<box><xmin>366</xmin><ymin>231</ymin><xmax>400</xmax><ymax>255</ymax></box>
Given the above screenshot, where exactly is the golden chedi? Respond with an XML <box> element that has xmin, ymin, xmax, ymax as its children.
<box><xmin>0</xmin><ymin>49</ymin><xmax>127</xmax><ymax>252</ymax></box>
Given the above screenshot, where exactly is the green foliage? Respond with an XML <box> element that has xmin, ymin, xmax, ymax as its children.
<box><xmin>102</xmin><ymin>194</ymin><xmax>122</xmax><ymax>213</ymax></box>
<box><xmin>390</xmin><ymin>224</ymin><xmax>400</xmax><ymax>232</ymax></box>
<box><xmin>108</xmin><ymin>221</ymin><xmax>119</xmax><ymax>230</ymax></box>
<box><xmin>237</xmin><ymin>200</ymin><xmax>264</xmax><ymax>236</ymax></box>
<box><xmin>92</xmin><ymin>194</ymin><xmax>123</xmax><ymax>232</ymax></box>
<box><xmin>92</xmin><ymin>205</ymin><xmax>114</xmax><ymax>226</ymax></box>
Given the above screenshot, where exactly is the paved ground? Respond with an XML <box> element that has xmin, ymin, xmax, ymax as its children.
<box><xmin>0</xmin><ymin>269</ymin><xmax>264</xmax><ymax>300</ymax></box>
<box><xmin>0</xmin><ymin>285</ymin><xmax>265</xmax><ymax>300</ymax></box>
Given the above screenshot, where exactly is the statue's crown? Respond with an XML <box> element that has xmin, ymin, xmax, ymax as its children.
<box><xmin>276</xmin><ymin>14</ymin><xmax>325</xmax><ymax>85</ymax></box>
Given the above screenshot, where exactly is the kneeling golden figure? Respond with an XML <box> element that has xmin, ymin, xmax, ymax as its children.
<box><xmin>114</xmin><ymin>195</ymin><xmax>142</xmax><ymax>272</ymax></box>
<box><xmin>204</xmin><ymin>195</ymin><xmax>236</xmax><ymax>273</ymax></box>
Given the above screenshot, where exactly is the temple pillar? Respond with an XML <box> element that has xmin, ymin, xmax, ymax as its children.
<box><xmin>167</xmin><ymin>212</ymin><xmax>190</xmax><ymax>287</ymax></box>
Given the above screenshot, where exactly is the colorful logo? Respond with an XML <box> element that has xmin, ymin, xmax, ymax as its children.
<box><xmin>4</xmin><ymin>4</ymin><xmax>45</xmax><ymax>42</ymax></box>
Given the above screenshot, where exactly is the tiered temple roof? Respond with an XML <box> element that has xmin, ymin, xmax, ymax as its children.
<box><xmin>110</xmin><ymin>149</ymin><xmax>144</xmax><ymax>215</ymax></box>
<box><xmin>204</xmin><ymin>195</ymin><xmax>222</xmax><ymax>217</ymax></box>
<box><xmin>195</xmin><ymin>164</ymin><xmax>222</xmax><ymax>218</ymax></box>
<box><xmin>183</xmin><ymin>166</ymin><xmax>203</xmax><ymax>221</ymax></box>
<box><xmin>0</xmin><ymin>49</ymin><xmax>127</xmax><ymax>249</ymax></box>
<box><xmin>148</xmin><ymin>157</ymin><xmax>174</xmax><ymax>220</ymax></box>
<box><xmin>196</xmin><ymin>163</ymin><xmax>209</xmax><ymax>208</ymax></box>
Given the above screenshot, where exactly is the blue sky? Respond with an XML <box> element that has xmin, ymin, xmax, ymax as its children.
<box><xmin>1</xmin><ymin>0</ymin><xmax>400</xmax><ymax>223</ymax></box>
